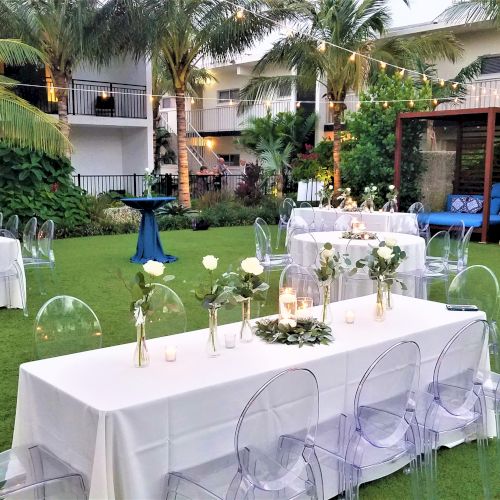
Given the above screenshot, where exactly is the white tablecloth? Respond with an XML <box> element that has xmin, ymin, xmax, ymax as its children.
<box><xmin>13</xmin><ymin>295</ymin><xmax>485</xmax><ymax>500</ymax></box>
<box><xmin>0</xmin><ymin>236</ymin><xmax>25</xmax><ymax>309</ymax></box>
<box><xmin>292</xmin><ymin>208</ymin><xmax>417</xmax><ymax>233</ymax></box>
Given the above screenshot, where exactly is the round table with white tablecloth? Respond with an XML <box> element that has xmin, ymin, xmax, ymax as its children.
<box><xmin>291</xmin><ymin>207</ymin><xmax>418</xmax><ymax>233</ymax></box>
<box><xmin>291</xmin><ymin>231</ymin><xmax>426</xmax><ymax>298</ymax></box>
<box><xmin>0</xmin><ymin>236</ymin><xmax>26</xmax><ymax>309</ymax></box>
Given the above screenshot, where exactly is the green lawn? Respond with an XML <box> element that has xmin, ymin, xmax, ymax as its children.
<box><xmin>1</xmin><ymin>226</ymin><xmax>499</xmax><ymax>499</ymax></box>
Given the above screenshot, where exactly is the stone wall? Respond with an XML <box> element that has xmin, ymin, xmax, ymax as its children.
<box><xmin>420</xmin><ymin>151</ymin><xmax>456</xmax><ymax>211</ymax></box>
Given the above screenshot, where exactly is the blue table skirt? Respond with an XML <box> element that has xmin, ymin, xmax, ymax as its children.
<box><xmin>121</xmin><ymin>197</ymin><xmax>177</xmax><ymax>264</ymax></box>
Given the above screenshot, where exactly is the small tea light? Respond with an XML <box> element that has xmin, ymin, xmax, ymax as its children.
<box><xmin>279</xmin><ymin>287</ymin><xmax>297</xmax><ymax>321</ymax></box>
<box><xmin>345</xmin><ymin>310</ymin><xmax>355</xmax><ymax>324</ymax></box>
<box><xmin>224</xmin><ymin>331</ymin><xmax>236</xmax><ymax>349</ymax></box>
<box><xmin>297</xmin><ymin>297</ymin><xmax>313</xmax><ymax>319</ymax></box>
<box><xmin>351</xmin><ymin>219</ymin><xmax>361</xmax><ymax>233</ymax></box>
<box><xmin>165</xmin><ymin>345</ymin><xmax>177</xmax><ymax>362</ymax></box>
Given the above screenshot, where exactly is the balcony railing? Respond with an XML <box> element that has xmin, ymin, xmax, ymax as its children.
<box><xmin>437</xmin><ymin>78</ymin><xmax>500</xmax><ymax>110</ymax></box>
<box><xmin>13</xmin><ymin>77</ymin><xmax>147</xmax><ymax>119</ymax></box>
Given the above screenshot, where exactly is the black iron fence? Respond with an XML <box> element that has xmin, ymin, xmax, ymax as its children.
<box><xmin>13</xmin><ymin>77</ymin><xmax>147</xmax><ymax>119</ymax></box>
<box><xmin>73</xmin><ymin>173</ymin><xmax>295</xmax><ymax>199</ymax></box>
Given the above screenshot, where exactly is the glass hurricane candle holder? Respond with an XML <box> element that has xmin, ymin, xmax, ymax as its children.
<box><xmin>279</xmin><ymin>287</ymin><xmax>297</xmax><ymax>321</ymax></box>
<box><xmin>297</xmin><ymin>297</ymin><xmax>313</xmax><ymax>319</ymax></box>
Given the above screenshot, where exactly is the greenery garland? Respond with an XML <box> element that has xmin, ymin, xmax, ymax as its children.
<box><xmin>341</xmin><ymin>231</ymin><xmax>377</xmax><ymax>240</ymax></box>
<box><xmin>254</xmin><ymin>318</ymin><xmax>333</xmax><ymax>347</ymax></box>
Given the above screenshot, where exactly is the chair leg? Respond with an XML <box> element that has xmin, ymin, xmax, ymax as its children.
<box><xmin>276</xmin><ymin>224</ymin><xmax>283</xmax><ymax>250</ymax></box>
<box><xmin>305</xmin><ymin>449</ymin><xmax>323</xmax><ymax>500</ymax></box>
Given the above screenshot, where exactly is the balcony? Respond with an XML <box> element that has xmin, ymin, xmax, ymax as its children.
<box><xmin>437</xmin><ymin>77</ymin><xmax>500</xmax><ymax>111</ymax></box>
<box><xmin>14</xmin><ymin>77</ymin><xmax>147</xmax><ymax>119</ymax></box>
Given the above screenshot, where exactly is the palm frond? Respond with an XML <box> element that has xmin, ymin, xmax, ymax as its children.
<box><xmin>0</xmin><ymin>88</ymin><xmax>70</xmax><ymax>156</ymax></box>
<box><xmin>438</xmin><ymin>0</ymin><xmax>499</xmax><ymax>25</ymax></box>
<box><xmin>0</xmin><ymin>39</ymin><xmax>45</xmax><ymax>66</ymax></box>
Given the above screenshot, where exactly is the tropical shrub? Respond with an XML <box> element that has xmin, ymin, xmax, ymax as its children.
<box><xmin>341</xmin><ymin>73</ymin><xmax>432</xmax><ymax>209</ymax></box>
<box><xmin>235</xmin><ymin>163</ymin><xmax>264</xmax><ymax>205</ymax></box>
<box><xmin>0</xmin><ymin>143</ymin><xmax>89</xmax><ymax>227</ymax></box>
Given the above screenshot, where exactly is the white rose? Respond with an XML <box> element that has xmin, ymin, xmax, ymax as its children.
<box><xmin>385</xmin><ymin>238</ymin><xmax>397</xmax><ymax>248</ymax></box>
<box><xmin>388</xmin><ymin>184</ymin><xmax>395</xmax><ymax>191</ymax></box>
<box><xmin>143</xmin><ymin>260</ymin><xmax>165</xmax><ymax>276</ymax></box>
<box><xmin>328</xmin><ymin>185</ymin><xmax>334</xmax><ymax>191</ymax></box>
<box><xmin>145</xmin><ymin>166</ymin><xmax>153</xmax><ymax>174</ymax></box>
<box><xmin>364</xmin><ymin>187</ymin><xmax>370</xmax><ymax>193</ymax></box>
<box><xmin>320</xmin><ymin>248</ymin><xmax>334</xmax><ymax>259</ymax></box>
<box><xmin>377</xmin><ymin>246</ymin><xmax>394</xmax><ymax>261</ymax></box>
<box><xmin>279</xmin><ymin>318</ymin><xmax>297</xmax><ymax>328</ymax></box>
<box><xmin>345</xmin><ymin>188</ymin><xmax>351</xmax><ymax>193</ymax></box>
<box><xmin>241</xmin><ymin>257</ymin><xmax>264</xmax><ymax>276</ymax></box>
<box><xmin>202</xmin><ymin>255</ymin><xmax>218</xmax><ymax>271</ymax></box>
<box><xmin>371</xmin><ymin>186</ymin><xmax>377</xmax><ymax>192</ymax></box>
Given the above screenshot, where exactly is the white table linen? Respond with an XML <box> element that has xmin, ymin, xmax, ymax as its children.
<box><xmin>0</xmin><ymin>236</ymin><xmax>25</xmax><ymax>309</ymax></box>
<box><xmin>292</xmin><ymin>208</ymin><xmax>418</xmax><ymax>233</ymax></box>
<box><xmin>13</xmin><ymin>295</ymin><xmax>485</xmax><ymax>500</ymax></box>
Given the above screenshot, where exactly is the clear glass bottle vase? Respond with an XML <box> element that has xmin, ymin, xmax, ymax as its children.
<box><xmin>207</xmin><ymin>305</ymin><xmax>221</xmax><ymax>357</ymax></box>
<box><xmin>385</xmin><ymin>282</ymin><xmax>393</xmax><ymax>310</ymax></box>
<box><xmin>375</xmin><ymin>281</ymin><xmax>385</xmax><ymax>321</ymax></box>
<box><xmin>134</xmin><ymin>322</ymin><xmax>150</xmax><ymax>368</ymax></box>
<box><xmin>240</xmin><ymin>298</ymin><xmax>253</xmax><ymax>343</ymax></box>
<box><xmin>320</xmin><ymin>282</ymin><xmax>333</xmax><ymax>324</ymax></box>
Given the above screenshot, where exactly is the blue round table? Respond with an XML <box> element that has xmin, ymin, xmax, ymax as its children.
<box><xmin>121</xmin><ymin>197</ymin><xmax>177</xmax><ymax>264</ymax></box>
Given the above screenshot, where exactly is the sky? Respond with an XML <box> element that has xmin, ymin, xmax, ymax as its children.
<box><xmin>390</xmin><ymin>0</ymin><xmax>454</xmax><ymax>27</ymax></box>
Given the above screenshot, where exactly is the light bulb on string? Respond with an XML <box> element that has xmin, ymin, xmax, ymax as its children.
<box><xmin>285</xmin><ymin>28</ymin><xmax>294</xmax><ymax>38</ymax></box>
<box><xmin>296</xmin><ymin>101</ymin><xmax>301</xmax><ymax>108</ymax></box>
<box><xmin>318</xmin><ymin>41</ymin><xmax>326</xmax><ymax>53</ymax></box>
<box><xmin>349</xmin><ymin>53</ymin><xmax>356</xmax><ymax>62</ymax></box>
<box><xmin>452</xmin><ymin>82</ymin><xmax>458</xmax><ymax>90</ymax></box>
<box><xmin>422</xmin><ymin>75</ymin><xmax>428</xmax><ymax>83</ymax></box>
<box><xmin>101</xmin><ymin>90</ymin><xmax>108</xmax><ymax>99</ymax></box>
<box><xmin>190</xmin><ymin>97</ymin><xmax>195</xmax><ymax>104</ymax></box>
<box><xmin>454</xmin><ymin>97</ymin><xmax>459</xmax><ymax>104</ymax></box>
<box><xmin>409</xmin><ymin>100</ymin><xmax>415</xmax><ymax>108</ymax></box>
<box><xmin>482</xmin><ymin>87</ymin><xmax>487</xmax><ymax>94</ymax></box>
<box><xmin>356</xmin><ymin>102</ymin><xmax>361</xmax><ymax>110</ymax></box>
<box><xmin>329</xmin><ymin>101</ymin><xmax>334</xmax><ymax>109</ymax></box>
<box><xmin>229</xmin><ymin>99</ymin><xmax>234</xmax><ymax>106</ymax></box>
<box><xmin>383</xmin><ymin>101</ymin><xmax>388</xmax><ymax>109</ymax></box>
<box><xmin>379</xmin><ymin>61</ymin><xmax>387</xmax><ymax>70</ymax></box>
<box><xmin>399</xmin><ymin>68</ymin><xmax>405</xmax><ymax>77</ymax></box>
<box><xmin>235</xmin><ymin>7</ymin><xmax>244</xmax><ymax>19</ymax></box>
<box><xmin>439</xmin><ymin>79</ymin><xmax>445</xmax><ymax>87</ymax></box>
<box><xmin>265</xmin><ymin>100</ymin><xmax>271</xmax><ymax>108</ymax></box>
<box><xmin>432</xmin><ymin>98</ymin><xmax>438</xmax><ymax>106</ymax></box>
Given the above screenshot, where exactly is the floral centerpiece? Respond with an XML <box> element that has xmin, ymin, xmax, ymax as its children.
<box><xmin>194</xmin><ymin>255</ymin><xmax>237</xmax><ymax>356</ymax></box>
<box><xmin>224</xmin><ymin>257</ymin><xmax>269</xmax><ymax>342</ymax></box>
<box><xmin>317</xmin><ymin>184</ymin><xmax>335</xmax><ymax>208</ymax></box>
<box><xmin>386</xmin><ymin>184</ymin><xmax>398</xmax><ymax>212</ymax></box>
<box><xmin>120</xmin><ymin>260</ymin><xmax>171</xmax><ymax>367</ymax></box>
<box><xmin>353</xmin><ymin>239</ymin><xmax>407</xmax><ymax>320</ymax></box>
<box><xmin>362</xmin><ymin>184</ymin><xmax>378</xmax><ymax>212</ymax></box>
<box><xmin>314</xmin><ymin>243</ymin><xmax>349</xmax><ymax>323</ymax></box>
<box><xmin>337</xmin><ymin>187</ymin><xmax>351</xmax><ymax>209</ymax></box>
<box><xmin>144</xmin><ymin>166</ymin><xmax>156</xmax><ymax>198</ymax></box>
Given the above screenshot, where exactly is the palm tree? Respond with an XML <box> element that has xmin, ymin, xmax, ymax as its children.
<box><xmin>119</xmin><ymin>0</ymin><xmax>293</xmax><ymax>208</ymax></box>
<box><xmin>0</xmin><ymin>0</ymin><xmax>106</xmax><ymax>151</ymax></box>
<box><xmin>440</xmin><ymin>0</ymin><xmax>499</xmax><ymax>25</ymax></box>
<box><xmin>0</xmin><ymin>39</ymin><xmax>69</xmax><ymax>155</ymax></box>
<box><xmin>258</xmin><ymin>137</ymin><xmax>293</xmax><ymax>197</ymax></box>
<box><xmin>240</xmin><ymin>0</ymin><xmax>462</xmax><ymax>191</ymax></box>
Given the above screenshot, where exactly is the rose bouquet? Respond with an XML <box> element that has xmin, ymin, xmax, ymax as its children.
<box><xmin>337</xmin><ymin>187</ymin><xmax>351</xmax><ymax>209</ymax></box>
<box><xmin>144</xmin><ymin>166</ymin><xmax>156</xmax><ymax>198</ymax></box>
<box><xmin>386</xmin><ymin>184</ymin><xmax>398</xmax><ymax>212</ymax></box>
<box><xmin>353</xmin><ymin>239</ymin><xmax>406</xmax><ymax>319</ymax></box>
<box><xmin>362</xmin><ymin>184</ymin><xmax>378</xmax><ymax>211</ymax></box>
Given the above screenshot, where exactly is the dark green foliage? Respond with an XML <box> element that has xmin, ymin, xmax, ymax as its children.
<box><xmin>154</xmin><ymin>127</ymin><xmax>176</xmax><ymax>169</ymax></box>
<box><xmin>254</xmin><ymin>318</ymin><xmax>333</xmax><ymax>347</ymax></box>
<box><xmin>0</xmin><ymin>142</ymin><xmax>89</xmax><ymax>226</ymax></box>
<box><xmin>234</xmin><ymin>163</ymin><xmax>264</xmax><ymax>205</ymax></box>
<box><xmin>341</xmin><ymin>73</ymin><xmax>432</xmax><ymax>209</ymax></box>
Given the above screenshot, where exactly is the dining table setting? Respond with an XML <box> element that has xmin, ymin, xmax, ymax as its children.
<box><xmin>0</xmin><ymin>235</ymin><xmax>25</xmax><ymax>309</ymax></box>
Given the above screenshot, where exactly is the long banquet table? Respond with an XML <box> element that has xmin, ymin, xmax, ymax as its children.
<box><xmin>13</xmin><ymin>295</ymin><xmax>485</xmax><ymax>499</ymax></box>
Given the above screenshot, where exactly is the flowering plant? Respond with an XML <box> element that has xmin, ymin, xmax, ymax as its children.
<box><xmin>317</xmin><ymin>184</ymin><xmax>335</xmax><ymax>206</ymax></box>
<box><xmin>228</xmin><ymin>257</ymin><xmax>269</xmax><ymax>302</ymax></box>
<box><xmin>144</xmin><ymin>166</ymin><xmax>156</xmax><ymax>197</ymax></box>
<box><xmin>362</xmin><ymin>184</ymin><xmax>378</xmax><ymax>202</ymax></box>
<box><xmin>314</xmin><ymin>243</ymin><xmax>349</xmax><ymax>284</ymax></box>
<box><xmin>337</xmin><ymin>187</ymin><xmax>351</xmax><ymax>201</ymax></box>
<box><xmin>194</xmin><ymin>255</ymin><xmax>237</xmax><ymax>308</ymax></box>
<box><xmin>386</xmin><ymin>184</ymin><xmax>398</xmax><ymax>203</ymax></box>
<box><xmin>353</xmin><ymin>240</ymin><xmax>407</xmax><ymax>289</ymax></box>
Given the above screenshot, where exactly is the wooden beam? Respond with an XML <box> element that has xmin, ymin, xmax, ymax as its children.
<box><xmin>481</xmin><ymin>109</ymin><xmax>496</xmax><ymax>242</ymax></box>
<box><xmin>394</xmin><ymin>113</ymin><xmax>402</xmax><ymax>190</ymax></box>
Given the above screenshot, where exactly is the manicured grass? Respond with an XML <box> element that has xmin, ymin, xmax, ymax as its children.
<box><xmin>0</xmin><ymin>226</ymin><xmax>499</xmax><ymax>498</ymax></box>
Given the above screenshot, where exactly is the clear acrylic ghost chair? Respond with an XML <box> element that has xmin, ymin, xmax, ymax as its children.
<box><xmin>334</xmin><ymin>214</ymin><xmax>353</xmax><ymax>231</ymax></box>
<box><xmin>447</xmin><ymin>220</ymin><xmax>465</xmax><ymax>272</ymax></box>
<box><xmin>453</xmin><ymin>226</ymin><xmax>473</xmax><ymax>273</ymax></box>
<box><xmin>415</xmin><ymin>320</ymin><xmax>491</xmax><ymax>499</ymax></box>
<box><xmin>165</xmin><ymin>368</ymin><xmax>323</xmax><ymax>500</ymax></box>
<box><xmin>448</xmin><ymin>265</ymin><xmax>500</xmax><ymax>372</ymax></box>
<box><xmin>25</xmin><ymin>220</ymin><xmax>55</xmax><ymax>269</ymax></box>
<box><xmin>0</xmin><ymin>211</ymin><xmax>3</xmax><ymax>228</ymax></box>
<box><xmin>478</xmin><ymin>369</ymin><xmax>500</xmax><ymax>449</ymax></box>
<box><xmin>287</xmin><ymin>227</ymin><xmax>319</xmax><ymax>268</ymax></box>
<box><xmin>0</xmin><ymin>236</ymin><xmax>27</xmax><ymax>316</ymax></box>
<box><xmin>279</xmin><ymin>264</ymin><xmax>322</xmax><ymax>307</ymax></box>
<box><xmin>286</xmin><ymin>214</ymin><xmax>309</xmax><ymax>246</ymax></box>
<box><xmin>276</xmin><ymin>198</ymin><xmax>296</xmax><ymax>249</ymax></box>
<box><xmin>34</xmin><ymin>295</ymin><xmax>102</xmax><ymax>359</ymax></box>
<box><xmin>21</xmin><ymin>216</ymin><xmax>38</xmax><ymax>262</ymax></box>
<box><xmin>408</xmin><ymin>202</ymin><xmax>430</xmax><ymax>241</ymax></box>
<box><xmin>408</xmin><ymin>202</ymin><xmax>425</xmax><ymax>214</ymax></box>
<box><xmin>0</xmin><ymin>445</ymin><xmax>86</xmax><ymax>499</ymax></box>
<box><xmin>390</xmin><ymin>215</ymin><xmax>419</xmax><ymax>236</ymax></box>
<box><xmin>300</xmin><ymin>201</ymin><xmax>313</xmax><ymax>209</ymax></box>
<box><xmin>315</xmin><ymin>341</ymin><xmax>421</xmax><ymax>500</ymax></box>
<box><xmin>382</xmin><ymin>201</ymin><xmax>391</xmax><ymax>212</ymax></box>
<box><xmin>146</xmin><ymin>283</ymin><xmax>187</xmax><ymax>337</ymax></box>
<box><xmin>5</xmin><ymin>214</ymin><xmax>19</xmax><ymax>239</ymax></box>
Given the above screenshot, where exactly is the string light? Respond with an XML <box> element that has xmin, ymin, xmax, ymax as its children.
<box><xmin>349</xmin><ymin>53</ymin><xmax>356</xmax><ymax>62</ymax></box>
<box><xmin>101</xmin><ymin>91</ymin><xmax>108</xmax><ymax>99</ymax></box>
<box><xmin>318</xmin><ymin>41</ymin><xmax>326</xmax><ymax>53</ymax></box>
<box><xmin>191</xmin><ymin>97</ymin><xmax>195</xmax><ymax>104</ymax></box>
<box><xmin>296</xmin><ymin>101</ymin><xmax>301</xmax><ymax>108</ymax></box>
<box><xmin>235</xmin><ymin>7</ymin><xmax>244</xmax><ymax>19</ymax></box>
<box><xmin>229</xmin><ymin>98</ymin><xmax>234</xmax><ymax>105</ymax></box>
<box><xmin>452</xmin><ymin>82</ymin><xmax>458</xmax><ymax>90</ymax></box>
<box><xmin>432</xmin><ymin>98</ymin><xmax>438</xmax><ymax>106</ymax></box>
<box><xmin>399</xmin><ymin>68</ymin><xmax>405</xmax><ymax>77</ymax></box>
<box><xmin>329</xmin><ymin>101</ymin><xmax>334</xmax><ymax>108</ymax></box>
<box><xmin>265</xmin><ymin>99</ymin><xmax>271</xmax><ymax>107</ymax></box>
<box><xmin>422</xmin><ymin>75</ymin><xmax>428</xmax><ymax>83</ymax></box>
<box><xmin>379</xmin><ymin>61</ymin><xmax>387</xmax><ymax>70</ymax></box>
<box><xmin>383</xmin><ymin>101</ymin><xmax>388</xmax><ymax>108</ymax></box>
<box><xmin>409</xmin><ymin>100</ymin><xmax>415</xmax><ymax>108</ymax></box>
<box><xmin>439</xmin><ymin>79</ymin><xmax>445</xmax><ymax>87</ymax></box>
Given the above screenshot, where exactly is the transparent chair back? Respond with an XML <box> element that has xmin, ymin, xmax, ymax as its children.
<box><xmin>254</xmin><ymin>217</ymin><xmax>271</xmax><ymax>241</ymax></box>
<box><xmin>0</xmin><ymin>211</ymin><xmax>2</xmax><ymax>228</ymax></box>
<box><xmin>300</xmin><ymin>202</ymin><xmax>313</xmax><ymax>209</ymax></box>
<box><xmin>279</xmin><ymin>264</ymin><xmax>321</xmax><ymax>306</ymax></box>
<box><xmin>254</xmin><ymin>221</ymin><xmax>271</xmax><ymax>263</ymax></box>
<box><xmin>146</xmin><ymin>283</ymin><xmax>187</xmax><ymax>337</ymax></box>
<box><xmin>426</xmin><ymin>230</ymin><xmax>450</xmax><ymax>273</ymax></box>
<box><xmin>22</xmin><ymin>216</ymin><xmax>38</xmax><ymax>259</ymax></box>
<box><xmin>391</xmin><ymin>215</ymin><xmax>419</xmax><ymax>236</ymax></box>
<box><xmin>5</xmin><ymin>214</ymin><xmax>19</xmax><ymax>239</ymax></box>
<box><xmin>354</xmin><ymin>341</ymin><xmax>420</xmax><ymax>448</ymax></box>
<box><xmin>433</xmin><ymin>319</ymin><xmax>488</xmax><ymax>416</ymax></box>
<box><xmin>37</xmin><ymin>220</ymin><xmax>55</xmax><ymax>262</ymax></box>
<box><xmin>334</xmin><ymin>214</ymin><xmax>352</xmax><ymax>231</ymax></box>
<box><xmin>0</xmin><ymin>229</ymin><xmax>16</xmax><ymax>239</ymax></box>
<box><xmin>287</xmin><ymin>227</ymin><xmax>318</xmax><ymax>268</ymax></box>
<box><xmin>447</xmin><ymin>220</ymin><xmax>465</xmax><ymax>267</ymax></box>
<box><xmin>234</xmin><ymin>368</ymin><xmax>319</xmax><ymax>491</ymax></box>
<box><xmin>408</xmin><ymin>202</ymin><xmax>425</xmax><ymax>214</ymax></box>
<box><xmin>279</xmin><ymin>198</ymin><xmax>295</xmax><ymax>224</ymax></box>
<box><xmin>457</xmin><ymin>226</ymin><xmax>473</xmax><ymax>271</ymax></box>
<box><xmin>382</xmin><ymin>201</ymin><xmax>391</xmax><ymax>212</ymax></box>
<box><xmin>34</xmin><ymin>295</ymin><xmax>103</xmax><ymax>359</ymax></box>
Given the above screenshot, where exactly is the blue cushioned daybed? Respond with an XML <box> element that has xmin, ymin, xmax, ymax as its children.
<box><xmin>418</xmin><ymin>183</ymin><xmax>500</xmax><ymax>230</ymax></box>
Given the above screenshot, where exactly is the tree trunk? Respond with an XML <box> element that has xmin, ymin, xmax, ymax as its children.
<box><xmin>52</xmin><ymin>69</ymin><xmax>71</xmax><ymax>157</ymax></box>
<box><xmin>332</xmin><ymin>106</ymin><xmax>342</xmax><ymax>192</ymax></box>
<box><xmin>175</xmin><ymin>88</ymin><xmax>191</xmax><ymax>208</ymax></box>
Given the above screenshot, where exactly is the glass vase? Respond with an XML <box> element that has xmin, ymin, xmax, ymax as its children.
<box><xmin>375</xmin><ymin>281</ymin><xmax>385</xmax><ymax>322</ymax></box>
<box><xmin>146</xmin><ymin>186</ymin><xmax>152</xmax><ymax>198</ymax></box>
<box><xmin>366</xmin><ymin>198</ymin><xmax>375</xmax><ymax>212</ymax></box>
<box><xmin>134</xmin><ymin>322</ymin><xmax>150</xmax><ymax>368</ymax></box>
<box><xmin>320</xmin><ymin>282</ymin><xmax>333</xmax><ymax>324</ymax></box>
<box><xmin>240</xmin><ymin>298</ymin><xmax>253</xmax><ymax>343</ymax></box>
<box><xmin>385</xmin><ymin>282</ymin><xmax>393</xmax><ymax>310</ymax></box>
<box><xmin>207</xmin><ymin>305</ymin><xmax>221</xmax><ymax>357</ymax></box>
<box><xmin>389</xmin><ymin>199</ymin><xmax>397</xmax><ymax>213</ymax></box>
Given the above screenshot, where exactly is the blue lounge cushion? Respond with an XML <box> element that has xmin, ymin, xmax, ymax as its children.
<box><xmin>491</xmin><ymin>183</ymin><xmax>500</xmax><ymax>198</ymax></box>
<box><xmin>418</xmin><ymin>212</ymin><xmax>500</xmax><ymax>228</ymax></box>
<box><xmin>491</xmin><ymin>197</ymin><xmax>500</xmax><ymax>215</ymax></box>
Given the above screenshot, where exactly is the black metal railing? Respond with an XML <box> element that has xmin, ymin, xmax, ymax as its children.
<box><xmin>73</xmin><ymin>173</ymin><xmax>294</xmax><ymax>199</ymax></box>
<box><xmin>12</xmin><ymin>77</ymin><xmax>147</xmax><ymax>119</ymax></box>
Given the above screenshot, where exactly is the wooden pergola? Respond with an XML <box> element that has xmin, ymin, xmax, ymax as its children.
<box><xmin>394</xmin><ymin>107</ymin><xmax>500</xmax><ymax>242</ymax></box>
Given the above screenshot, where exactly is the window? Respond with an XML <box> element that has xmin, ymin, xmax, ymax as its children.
<box><xmin>481</xmin><ymin>55</ymin><xmax>500</xmax><ymax>75</ymax></box>
<box><xmin>278</xmin><ymin>83</ymin><xmax>291</xmax><ymax>98</ymax></box>
<box><xmin>217</xmin><ymin>89</ymin><xmax>239</xmax><ymax>104</ymax></box>
<box><xmin>218</xmin><ymin>154</ymin><xmax>240</xmax><ymax>166</ymax></box>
